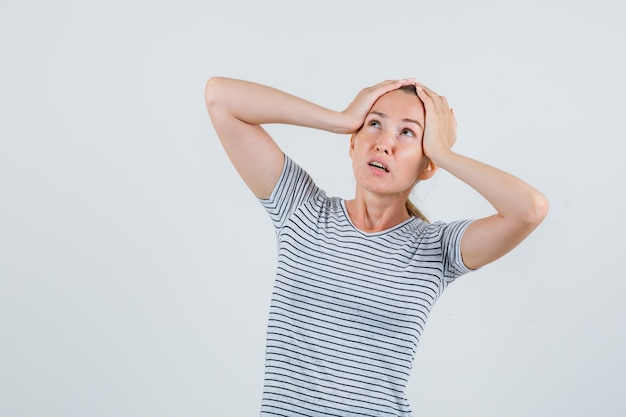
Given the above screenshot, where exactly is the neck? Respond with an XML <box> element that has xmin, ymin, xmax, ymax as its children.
<box><xmin>345</xmin><ymin>191</ymin><xmax>411</xmax><ymax>233</ymax></box>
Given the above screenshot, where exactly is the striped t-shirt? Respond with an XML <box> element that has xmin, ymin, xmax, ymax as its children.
<box><xmin>258</xmin><ymin>155</ymin><xmax>473</xmax><ymax>417</ymax></box>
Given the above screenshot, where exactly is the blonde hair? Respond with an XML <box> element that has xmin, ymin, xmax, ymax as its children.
<box><xmin>405</xmin><ymin>199</ymin><xmax>429</xmax><ymax>223</ymax></box>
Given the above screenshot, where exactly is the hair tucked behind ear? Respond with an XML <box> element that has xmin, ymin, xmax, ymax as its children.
<box><xmin>405</xmin><ymin>199</ymin><xmax>429</xmax><ymax>223</ymax></box>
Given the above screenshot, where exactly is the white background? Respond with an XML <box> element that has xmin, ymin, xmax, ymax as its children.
<box><xmin>1</xmin><ymin>0</ymin><xmax>624</xmax><ymax>416</ymax></box>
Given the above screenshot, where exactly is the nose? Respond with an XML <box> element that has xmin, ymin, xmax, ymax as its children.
<box><xmin>375</xmin><ymin>143</ymin><xmax>389</xmax><ymax>154</ymax></box>
<box><xmin>375</xmin><ymin>131</ymin><xmax>394</xmax><ymax>155</ymax></box>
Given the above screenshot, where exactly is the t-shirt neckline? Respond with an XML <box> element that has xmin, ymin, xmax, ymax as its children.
<box><xmin>339</xmin><ymin>199</ymin><xmax>416</xmax><ymax>237</ymax></box>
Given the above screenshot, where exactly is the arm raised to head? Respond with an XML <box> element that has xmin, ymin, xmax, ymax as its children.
<box><xmin>415</xmin><ymin>83</ymin><xmax>549</xmax><ymax>270</ymax></box>
<box><xmin>204</xmin><ymin>77</ymin><xmax>414</xmax><ymax>198</ymax></box>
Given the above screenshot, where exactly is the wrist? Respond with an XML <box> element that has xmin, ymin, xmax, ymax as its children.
<box><xmin>427</xmin><ymin>147</ymin><xmax>457</xmax><ymax>168</ymax></box>
<box><xmin>331</xmin><ymin>110</ymin><xmax>362</xmax><ymax>134</ymax></box>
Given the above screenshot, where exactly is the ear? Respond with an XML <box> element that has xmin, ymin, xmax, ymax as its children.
<box><xmin>349</xmin><ymin>134</ymin><xmax>356</xmax><ymax>158</ymax></box>
<box><xmin>418</xmin><ymin>160</ymin><xmax>438</xmax><ymax>181</ymax></box>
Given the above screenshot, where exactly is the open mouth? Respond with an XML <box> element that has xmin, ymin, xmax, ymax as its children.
<box><xmin>369</xmin><ymin>161</ymin><xmax>389</xmax><ymax>172</ymax></box>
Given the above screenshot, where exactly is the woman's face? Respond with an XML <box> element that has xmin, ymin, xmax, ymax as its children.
<box><xmin>350</xmin><ymin>88</ymin><xmax>434</xmax><ymax>199</ymax></box>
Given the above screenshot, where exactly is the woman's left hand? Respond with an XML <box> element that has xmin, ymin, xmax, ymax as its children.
<box><xmin>413</xmin><ymin>83</ymin><xmax>549</xmax><ymax>271</ymax></box>
<box><xmin>414</xmin><ymin>83</ymin><xmax>457</xmax><ymax>164</ymax></box>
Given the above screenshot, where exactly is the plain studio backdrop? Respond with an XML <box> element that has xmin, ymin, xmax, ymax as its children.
<box><xmin>1</xmin><ymin>0</ymin><xmax>624</xmax><ymax>416</ymax></box>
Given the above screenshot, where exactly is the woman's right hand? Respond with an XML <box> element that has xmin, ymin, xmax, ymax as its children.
<box><xmin>205</xmin><ymin>76</ymin><xmax>416</xmax><ymax>199</ymax></box>
<box><xmin>339</xmin><ymin>79</ymin><xmax>417</xmax><ymax>134</ymax></box>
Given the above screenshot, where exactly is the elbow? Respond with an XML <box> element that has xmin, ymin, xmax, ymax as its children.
<box><xmin>204</xmin><ymin>76</ymin><xmax>227</xmax><ymax>112</ymax></box>
<box><xmin>523</xmin><ymin>192</ymin><xmax>550</xmax><ymax>229</ymax></box>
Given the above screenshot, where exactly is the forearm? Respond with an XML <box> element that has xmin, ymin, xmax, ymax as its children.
<box><xmin>204</xmin><ymin>76</ymin><xmax>350</xmax><ymax>134</ymax></box>
<box><xmin>432</xmin><ymin>150</ymin><xmax>549</xmax><ymax>224</ymax></box>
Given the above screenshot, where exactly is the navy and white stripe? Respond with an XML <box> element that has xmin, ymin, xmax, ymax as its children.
<box><xmin>259</xmin><ymin>155</ymin><xmax>473</xmax><ymax>417</ymax></box>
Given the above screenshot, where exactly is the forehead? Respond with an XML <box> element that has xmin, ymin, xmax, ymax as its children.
<box><xmin>371</xmin><ymin>89</ymin><xmax>425</xmax><ymax>121</ymax></box>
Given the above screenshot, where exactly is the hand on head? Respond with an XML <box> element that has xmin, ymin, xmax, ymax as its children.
<box><xmin>413</xmin><ymin>83</ymin><xmax>457</xmax><ymax>163</ymax></box>
<box><xmin>343</xmin><ymin>79</ymin><xmax>457</xmax><ymax>163</ymax></box>
<box><xmin>341</xmin><ymin>79</ymin><xmax>417</xmax><ymax>134</ymax></box>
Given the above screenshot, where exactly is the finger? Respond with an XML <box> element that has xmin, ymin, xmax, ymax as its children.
<box><xmin>416</xmin><ymin>83</ymin><xmax>448</xmax><ymax>105</ymax></box>
<box><xmin>369</xmin><ymin>79</ymin><xmax>402</xmax><ymax>90</ymax></box>
<box><xmin>360</xmin><ymin>79</ymin><xmax>417</xmax><ymax>106</ymax></box>
<box><xmin>414</xmin><ymin>84</ymin><xmax>434</xmax><ymax>108</ymax></box>
<box><xmin>374</xmin><ymin>78</ymin><xmax>416</xmax><ymax>93</ymax></box>
<box><xmin>415</xmin><ymin>83</ymin><xmax>437</xmax><ymax>98</ymax></box>
<box><xmin>417</xmin><ymin>84</ymin><xmax>452</xmax><ymax>113</ymax></box>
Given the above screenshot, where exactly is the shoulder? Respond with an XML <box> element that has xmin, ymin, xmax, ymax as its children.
<box><xmin>259</xmin><ymin>154</ymin><xmax>330</xmax><ymax>228</ymax></box>
<box><xmin>423</xmin><ymin>219</ymin><xmax>474</xmax><ymax>240</ymax></box>
<box><xmin>397</xmin><ymin>219</ymin><xmax>474</xmax><ymax>257</ymax></box>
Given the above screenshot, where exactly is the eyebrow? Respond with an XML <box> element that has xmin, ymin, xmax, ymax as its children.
<box><xmin>368</xmin><ymin>111</ymin><xmax>423</xmax><ymax>130</ymax></box>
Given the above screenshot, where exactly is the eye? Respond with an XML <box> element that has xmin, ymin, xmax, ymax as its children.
<box><xmin>368</xmin><ymin>120</ymin><xmax>382</xmax><ymax>129</ymax></box>
<box><xmin>400</xmin><ymin>128</ymin><xmax>415</xmax><ymax>137</ymax></box>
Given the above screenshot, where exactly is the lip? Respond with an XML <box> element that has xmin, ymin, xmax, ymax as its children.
<box><xmin>367</xmin><ymin>159</ymin><xmax>390</xmax><ymax>175</ymax></box>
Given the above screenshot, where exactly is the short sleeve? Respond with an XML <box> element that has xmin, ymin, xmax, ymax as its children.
<box><xmin>258</xmin><ymin>154</ymin><xmax>319</xmax><ymax>230</ymax></box>
<box><xmin>429</xmin><ymin>219</ymin><xmax>476</xmax><ymax>287</ymax></box>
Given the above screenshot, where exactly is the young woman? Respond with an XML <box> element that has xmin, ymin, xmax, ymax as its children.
<box><xmin>205</xmin><ymin>77</ymin><xmax>548</xmax><ymax>416</ymax></box>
